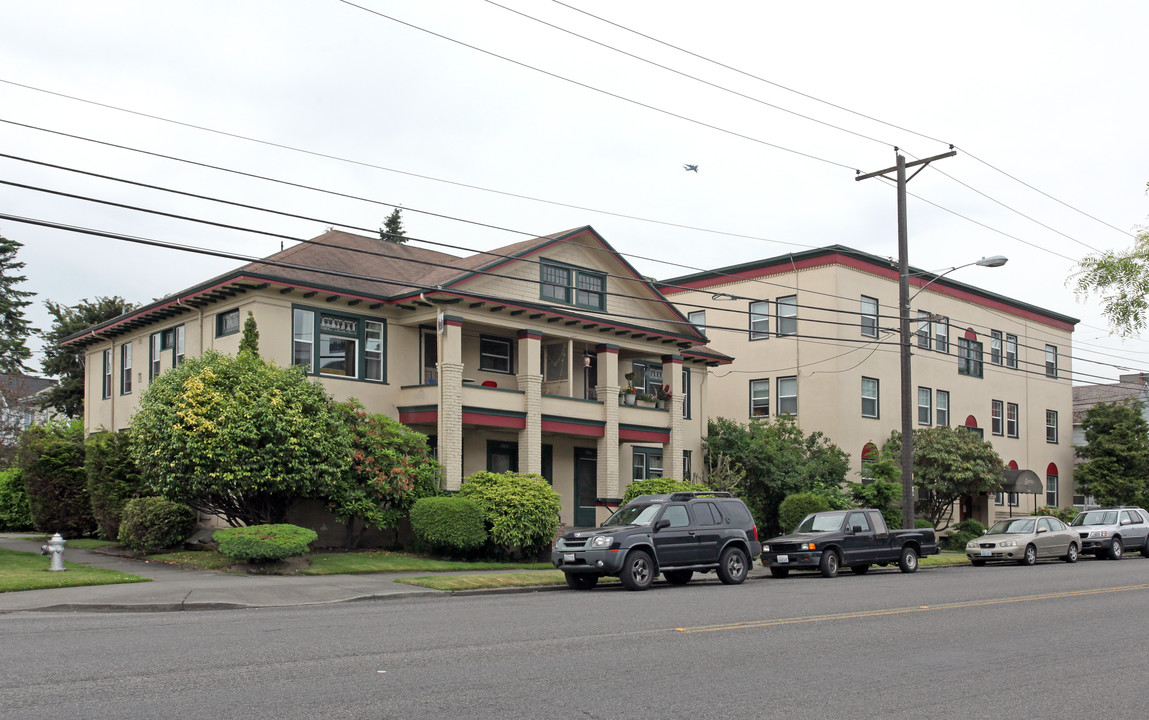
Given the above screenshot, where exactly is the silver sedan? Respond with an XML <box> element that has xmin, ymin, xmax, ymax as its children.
<box><xmin>966</xmin><ymin>516</ymin><xmax>1080</xmax><ymax>566</ymax></box>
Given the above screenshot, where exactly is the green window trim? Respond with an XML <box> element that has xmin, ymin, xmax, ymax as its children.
<box><xmin>291</xmin><ymin>304</ymin><xmax>387</xmax><ymax>383</ymax></box>
<box><xmin>216</xmin><ymin>309</ymin><xmax>240</xmax><ymax>337</ymax></box>
<box><xmin>539</xmin><ymin>258</ymin><xmax>606</xmax><ymax>311</ymax></box>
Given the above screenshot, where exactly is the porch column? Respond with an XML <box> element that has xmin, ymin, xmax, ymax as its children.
<box><xmin>596</xmin><ymin>344</ymin><xmax>620</xmax><ymax>500</ymax></box>
<box><xmin>517</xmin><ymin>329</ymin><xmax>543</xmax><ymax>476</ymax></box>
<box><xmin>437</xmin><ymin>315</ymin><xmax>464</xmax><ymax>490</ymax></box>
<box><xmin>663</xmin><ymin>354</ymin><xmax>684</xmax><ymax>481</ymax></box>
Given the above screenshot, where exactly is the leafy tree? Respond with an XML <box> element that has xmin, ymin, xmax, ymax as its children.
<box><xmin>325</xmin><ymin>401</ymin><xmax>441</xmax><ymax>548</ymax></box>
<box><xmin>1071</xmin><ymin>183</ymin><xmax>1149</xmax><ymax>336</ymax></box>
<box><xmin>85</xmin><ymin>430</ymin><xmax>144</xmax><ymax>540</ymax></box>
<box><xmin>852</xmin><ymin>449</ymin><xmax>904</xmax><ymax>529</ymax></box>
<box><xmin>238</xmin><ymin>311</ymin><xmax>260</xmax><ymax>356</ymax></box>
<box><xmin>882</xmin><ymin>426</ymin><xmax>1003</xmax><ymax>530</ymax></box>
<box><xmin>40</xmin><ymin>296</ymin><xmax>136</xmax><ymax>418</ymax></box>
<box><xmin>129</xmin><ymin>350</ymin><xmax>352</xmax><ymax>527</ymax></box>
<box><xmin>0</xmin><ymin>233</ymin><xmax>36</xmax><ymax>374</ymax></box>
<box><xmin>704</xmin><ymin>415</ymin><xmax>850</xmax><ymax>536</ymax></box>
<box><xmin>1074</xmin><ymin>400</ymin><xmax>1149</xmax><ymax>507</ymax></box>
<box><xmin>380</xmin><ymin>208</ymin><xmax>407</xmax><ymax>243</ymax></box>
<box><xmin>17</xmin><ymin>418</ymin><xmax>94</xmax><ymax>537</ymax></box>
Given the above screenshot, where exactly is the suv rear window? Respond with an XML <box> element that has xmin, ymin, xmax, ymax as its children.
<box><xmin>720</xmin><ymin>501</ymin><xmax>752</xmax><ymax>526</ymax></box>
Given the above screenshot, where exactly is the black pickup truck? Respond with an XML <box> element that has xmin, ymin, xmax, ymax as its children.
<box><xmin>760</xmin><ymin>509</ymin><xmax>938</xmax><ymax>578</ymax></box>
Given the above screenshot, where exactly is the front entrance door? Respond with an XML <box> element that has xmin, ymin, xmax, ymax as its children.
<box><xmin>574</xmin><ymin>448</ymin><xmax>597</xmax><ymax>527</ymax></box>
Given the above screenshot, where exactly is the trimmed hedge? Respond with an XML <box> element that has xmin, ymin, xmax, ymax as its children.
<box><xmin>777</xmin><ymin>492</ymin><xmax>832</xmax><ymax>534</ymax></box>
<box><xmin>85</xmin><ymin>431</ymin><xmax>144</xmax><ymax>541</ymax></box>
<box><xmin>0</xmin><ymin>467</ymin><xmax>33</xmax><ymax>531</ymax></box>
<box><xmin>458</xmin><ymin>471</ymin><xmax>560</xmax><ymax>557</ymax></box>
<box><xmin>621</xmin><ymin>478</ymin><xmax>709</xmax><ymax>505</ymax></box>
<box><xmin>213</xmin><ymin>524</ymin><xmax>318</xmax><ymax>563</ymax></box>
<box><xmin>409</xmin><ymin>496</ymin><xmax>487</xmax><ymax>555</ymax></box>
<box><xmin>118</xmin><ymin>496</ymin><xmax>196</xmax><ymax>552</ymax></box>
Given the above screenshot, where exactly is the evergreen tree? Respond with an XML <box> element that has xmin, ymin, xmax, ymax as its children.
<box><xmin>40</xmin><ymin>296</ymin><xmax>135</xmax><ymax>418</ymax></box>
<box><xmin>1074</xmin><ymin>400</ymin><xmax>1149</xmax><ymax>506</ymax></box>
<box><xmin>238</xmin><ymin>311</ymin><xmax>260</xmax><ymax>357</ymax></box>
<box><xmin>0</xmin><ymin>234</ymin><xmax>36</xmax><ymax>374</ymax></box>
<box><xmin>380</xmin><ymin>208</ymin><xmax>407</xmax><ymax>243</ymax></box>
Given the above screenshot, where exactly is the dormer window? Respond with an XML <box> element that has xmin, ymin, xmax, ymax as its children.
<box><xmin>540</xmin><ymin>260</ymin><xmax>605</xmax><ymax>311</ymax></box>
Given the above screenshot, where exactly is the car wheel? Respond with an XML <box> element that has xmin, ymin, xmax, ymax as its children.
<box><xmin>564</xmin><ymin>573</ymin><xmax>599</xmax><ymax>590</ymax></box>
<box><xmin>970</xmin><ymin>559</ymin><xmax>987</xmax><ymax>567</ymax></box>
<box><xmin>664</xmin><ymin>570</ymin><xmax>693</xmax><ymax>586</ymax></box>
<box><xmin>1020</xmin><ymin>544</ymin><xmax>1038</xmax><ymax>566</ymax></box>
<box><xmin>851</xmin><ymin>564</ymin><xmax>870</xmax><ymax>575</ymax></box>
<box><xmin>717</xmin><ymin>547</ymin><xmax>749</xmax><ymax>585</ymax></box>
<box><xmin>1107</xmin><ymin>537</ymin><xmax>1123</xmax><ymax>560</ymax></box>
<box><xmin>898</xmin><ymin>547</ymin><xmax>918</xmax><ymax>573</ymax></box>
<box><xmin>1142</xmin><ymin>539</ymin><xmax>1149</xmax><ymax>558</ymax></box>
<box><xmin>1065</xmin><ymin>543</ymin><xmax>1079</xmax><ymax>563</ymax></box>
<box><xmin>620</xmin><ymin>549</ymin><xmax>654</xmax><ymax>591</ymax></box>
<box><xmin>819</xmin><ymin>550</ymin><xmax>840</xmax><ymax>578</ymax></box>
<box><xmin>769</xmin><ymin>567</ymin><xmax>790</xmax><ymax>578</ymax></box>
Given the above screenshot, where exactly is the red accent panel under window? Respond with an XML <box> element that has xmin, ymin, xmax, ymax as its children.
<box><xmin>400</xmin><ymin>410</ymin><xmax>438</xmax><ymax>424</ymax></box>
<box><xmin>540</xmin><ymin>420</ymin><xmax>604</xmax><ymax>437</ymax></box>
<box><xmin>462</xmin><ymin>412</ymin><xmax>525</xmax><ymax>429</ymax></box>
<box><xmin>619</xmin><ymin>428</ymin><xmax>670</xmax><ymax>443</ymax></box>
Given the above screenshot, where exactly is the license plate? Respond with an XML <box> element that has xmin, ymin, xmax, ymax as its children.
<box><xmin>980</xmin><ymin>550</ymin><xmax>992</xmax><ymax>557</ymax></box>
<box><xmin>776</xmin><ymin>554</ymin><xmax>789</xmax><ymax>563</ymax></box>
<box><xmin>564</xmin><ymin>553</ymin><xmax>575</xmax><ymax>563</ymax></box>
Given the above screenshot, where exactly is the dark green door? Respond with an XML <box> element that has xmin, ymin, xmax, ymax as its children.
<box><xmin>574</xmin><ymin>448</ymin><xmax>597</xmax><ymax>528</ymax></box>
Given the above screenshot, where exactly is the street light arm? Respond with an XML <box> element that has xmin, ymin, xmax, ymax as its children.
<box><xmin>909</xmin><ymin>256</ymin><xmax>1008</xmax><ymax>304</ymax></box>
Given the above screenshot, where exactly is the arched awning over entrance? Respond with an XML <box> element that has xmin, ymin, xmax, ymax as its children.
<box><xmin>1001</xmin><ymin>469</ymin><xmax>1043</xmax><ymax>494</ymax></box>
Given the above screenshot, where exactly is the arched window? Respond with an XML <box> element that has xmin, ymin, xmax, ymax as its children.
<box><xmin>1046</xmin><ymin>463</ymin><xmax>1059</xmax><ymax>507</ymax></box>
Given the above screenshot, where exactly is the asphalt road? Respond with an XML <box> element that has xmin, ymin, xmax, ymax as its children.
<box><xmin>3</xmin><ymin>557</ymin><xmax>1148</xmax><ymax>719</ymax></box>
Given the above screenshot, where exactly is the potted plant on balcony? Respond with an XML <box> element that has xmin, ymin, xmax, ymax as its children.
<box><xmin>619</xmin><ymin>373</ymin><xmax>638</xmax><ymax>406</ymax></box>
<box><xmin>635</xmin><ymin>392</ymin><xmax>656</xmax><ymax>408</ymax></box>
<box><xmin>655</xmin><ymin>384</ymin><xmax>672</xmax><ymax>409</ymax></box>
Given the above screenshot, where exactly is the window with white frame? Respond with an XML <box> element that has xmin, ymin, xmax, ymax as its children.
<box><xmin>101</xmin><ymin>348</ymin><xmax>113</xmax><ymax>399</ymax></box>
<box><xmin>1045</xmin><ymin>344</ymin><xmax>1058</xmax><ymax>378</ymax></box>
<box><xmin>1007</xmin><ymin>402</ymin><xmax>1019</xmax><ymax>438</ymax></box>
<box><xmin>149</xmin><ymin>332</ymin><xmax>162</xmax><ymax>380</ymax></box>
<box><xmin>682</xmin><ymin>367</ymin><xmax>691</xmax><ymax>419</ymax></box>
<box><xmin>479</xmin><ymin>335</ymin><xmax>513</xmax><ymax>374</ymax></box>
<box><xmin>174</xmin><ymin>325</ymin><xmax>185</xmax><ymax>367</ymax></box>
<box><xmin>1009</xmin><ymin>492</ymin><xmax>1019</xmax><ymax>506</ymax></box>
<box><xmin>861</xmin><ymin>377</ymin><xmax>879</xmax><ymax>418</ymax></box>
<box><xmin>1046</xmin><ymin>410</ymin><xmax>1058</xmax><ymax>443</ymax></box>
<box><xmin>991</xmin><ymin>330</ymin><xmax>1003</xmax><ymax>365</ymax></box>
<box><xmin>915</xmin><ymin>310</ymin><xmax>932</xmax><ymax>349</ymax></box>
<box><xmin>1046</xmin><ymin>474</ymin><xmax>1058</xmax><ymax>506</ymax></box>
<box><xmin>750</xmin><ymin>379</ymin><xmax>769</xmax><ymax>417</ymax></box>
<box><xmin>1005</xmin><ymin>334</ymin><xmax>1018</xmax><ymax>369</ymax></box>
<box><xmin>688</xmin><ymin>310</ymin><xmax>706</xmax><ymax>332</ymax></box>
<box><xmin>936</xmin><ymin>390</ymin><xmax>949</xmax><ymax>426</ymax></box>
<box><xmin>777</xmin><ymin>376</ymin><xmax>797</xmax><ymax>416</ymax></box>
<box><xmin>292</xmin><ymin>307</ymin><xmax>386</xmax><ymax>382</ymax></box>
<box><xmin>632</xmin><ymin>447</ymin><xmax>663</xmax><ymax>480</ymax></box>
<box><xmin>935</xmin><ymin>318</ymin><xmax>949</xmax><ymax>353</ymax></box>
<box><xmin>776</xmin><ymin>295</ymin><xmax>797</xmax><ymax>336</ymax></box>
<box><xmin>749</xmin><ymin>301</ymin><xmax>770</xmax><ymax>340</ymax></box>
<box><xmin>293</xmin><ymin>308</ymin><xmax>314</xmax><ymax>369</ymax></box>
<box><xmin>364</xmin><ymin>320</ymin><xmax>384</xmax><ymax>381</ymax></box>
<box><xmin>860</xmin><ymin>296</ymin><xmax>878</xmax><ymax>338</ymax></box>
<box><xmin>120</xmin><ymin>342</ymin><xmax>132</xmax><ymax>395</ymax></box>
<box><xmin>918</xmin><ymin>387</ymin><xmax>932</xmax><ymax>425</ymax></box>
<box><xmin>682</xmin><ymin>450</ymin><xmax>692</xmax><ymax>481</ymax></box>
<box><xmin>631</xmin><ymin>361</ymin><xmax>662</xmax><ymax>395</ymax></box>
<box><xmin>991</xmin><ymin>400</ymin><xmax>1004</xmax><ymax>435</ymax></box>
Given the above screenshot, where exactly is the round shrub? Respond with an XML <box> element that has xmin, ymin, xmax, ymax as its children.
<box><xmin>118</xmin><ymin>496</ymin><xmax>196</xmax><ymax>552</ymax></box>
<box><xmin>953</xmin><ymin>518</ymin><xmax>986</xmax><ymax>536</ymax></box>
<box><xmin>458</xmin><ymin>471</ymin><xmax>560</xmax><ymax>557</ymax></box>
<box><xmin>778</xmin><ymin>492</ymin><xmax>832</xmax><ymax>533</ymax></box>
<box><xmin>621</xmin><ymin>478</ymin><xmax>709</xmax><ymax>505</ymax></box>
<box><xmin>0</xmin><ymin>467</ymin><xmax>33</xmax><ymax>531</ymax></box>
<box><xmin>915</xmin><ymin>519</ymin><xmax>935</xmax><ymax>530</ymax></box>
<box><xmin>409</xmin><ymin>496</ymin><xmax>487</xmax><ymax>555</ymax></box>
<box><xmin>213</xmin><ymin>524</ymin><xmax>318</xmax><ymax>563</ymax></box>
<box><xmin>946</xmin><ymin>530</ymin><xmax>978</xmax><ymax>551</ymax></box>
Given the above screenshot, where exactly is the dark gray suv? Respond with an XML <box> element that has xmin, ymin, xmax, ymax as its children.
<box><xmin>552</xmin><ymin>492</ymin><xmax>761</xmax><ymax>591</ymax></box>
<box><xmin>1069</xmin><ymin>507</ymin><xmax>1149</xmax><ymax>559</ymax></box>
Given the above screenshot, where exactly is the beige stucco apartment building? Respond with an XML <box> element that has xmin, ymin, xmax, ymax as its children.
<box><xmin>660</xmin><ymin>245</ymin><xmax>1078</xmax><ymax>527</ymax></box>
<box><xmin>67</xmin><ymin>227</ymin><xmax>728</xmax><ymax>529</ymax></box>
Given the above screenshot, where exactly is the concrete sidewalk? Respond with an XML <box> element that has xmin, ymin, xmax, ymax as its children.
<box><xmin>0</xmin><ymin>534</ymin><xmax>450</xmax><ymax>614</ymax></box>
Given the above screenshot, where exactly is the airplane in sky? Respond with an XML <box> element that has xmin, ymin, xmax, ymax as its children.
<box><xmin>683</xmin><ymin>164</ymin><xmax>698</xmax><ymax>172</ymax></box>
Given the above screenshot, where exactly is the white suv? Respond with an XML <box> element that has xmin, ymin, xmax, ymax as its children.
<box><xmin>1069</xmin><ymin>507</ymin><xmax>1149</xmax><ymax>560</ymax></box>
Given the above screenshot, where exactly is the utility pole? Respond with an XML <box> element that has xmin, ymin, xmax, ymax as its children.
<box><xmin>856</xmin><ymin>148</ymin><xmax>956</xmax><ymax>529</ymax></box>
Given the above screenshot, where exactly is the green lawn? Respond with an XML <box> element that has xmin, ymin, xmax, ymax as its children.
<box><xmin>921</xmin><ymin>551</ymin><xmax>971</xmax><ymax>567</ymax></box>
<box><xmin>0</xmin><ymin>548</ymin><xmax>150</xmax><ymax>593</ymax></box>
<box><xmin>146</xmin><ymin>547</ymin><xmax>553</xmax><ymax>575</ymax></box>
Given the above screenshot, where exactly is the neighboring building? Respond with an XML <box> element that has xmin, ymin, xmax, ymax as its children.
<box><xmin>0</xmin><ymin>374</ymin><xmax>59</xmax><ymax>445</ymax></box>
<box><xmin>63</xmin><ymin>227</ymin><xmax>728</xmax><ymax>528</ymax></box>
<box><xmin>660</xmin><ymin>245</ymin><xmax>1078</xmax><ymax>527</ymax></box>
<box><xmin>1072</xmin><ymin>372</ymin><xmax>1149</xmax><ymax>506</ymax></box>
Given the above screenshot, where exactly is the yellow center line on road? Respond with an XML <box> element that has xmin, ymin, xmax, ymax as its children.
<box><xmin>674</xmin><ymin>583</ymin><xmax>1149</xmax><ymax>634</ymax></box>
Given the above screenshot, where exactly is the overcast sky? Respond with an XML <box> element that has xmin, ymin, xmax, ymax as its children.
<box><xmin>2</xmin><ymin>1</ymin><xmax>1147</xmax><ymax>384</ymax></box>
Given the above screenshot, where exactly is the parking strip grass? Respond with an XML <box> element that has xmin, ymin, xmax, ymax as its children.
<box><xmin>145</xmin><ymin>548</ymin><xmax>553</xmax><ymax>575</ymax></box>
<box><xmin>0</xmin><ymin>548</ymin><xmax>150</xmax><ymax>593</ymax></box>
